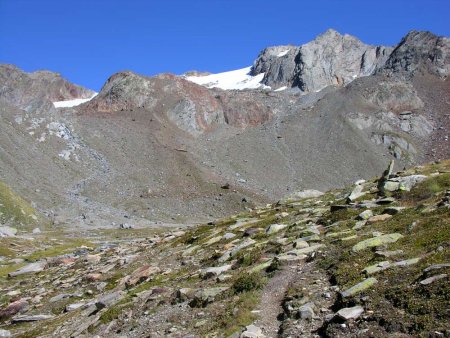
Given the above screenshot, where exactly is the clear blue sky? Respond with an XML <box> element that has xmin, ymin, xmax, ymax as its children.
<box><xmin>1</xmin><ymin>0</ymin><xmax>449</xmax><ymax>91</ymax></box>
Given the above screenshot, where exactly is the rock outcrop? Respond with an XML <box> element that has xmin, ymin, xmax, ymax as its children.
<box><xmin>251</xmin><ymin>29</ymin><xmax>392</xmax><ymax>92</ymax></box>
<box><xmin>380</xmin><ymin>30</ymin><xmax>450</xmax><ymax>77</ymax></box>
<box><xmin>0</xmin><ymin>64</ymin><xmax>95</xmax><ymax>113</ymax></box>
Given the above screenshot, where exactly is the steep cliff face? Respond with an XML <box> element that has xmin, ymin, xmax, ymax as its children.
<box><xmin>292</xmin><ymin>29</ymin><xmax>392</xmax><ymax>92</ymax></box>
<box><xmin>250</xmin><ymin>29</ymin><xmax>392</xmax><ymax>92</ymax></box>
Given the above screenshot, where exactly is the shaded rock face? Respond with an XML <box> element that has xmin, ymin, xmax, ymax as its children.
<box><xmin>250</xmin><ymin>45</ymin><xmax>299</xmax><ymax>89</ymax></box>
<box><xmin>0</xmin><ymin>64</ymin><xmax>94</xmax><ymax>113</ymax></box>
<box><xmin>251</xmin><ymin>29</ymin><xmax>392</xmax><ymax>92</ymax></box>
<box><xmin>84</xmin><ymin>71</ymin><xmax>273</xmax><ymax>134</ymax></box>
<box><xmin>381</xmin><ymin>30</ymin><xmax>450</xmax><ymax>78</ymax></box>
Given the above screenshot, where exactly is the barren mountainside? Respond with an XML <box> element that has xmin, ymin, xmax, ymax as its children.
<box><xmin>0</xmin><ymin>29</ymin><xmax>448</xmax><ymax>227</ymax></box>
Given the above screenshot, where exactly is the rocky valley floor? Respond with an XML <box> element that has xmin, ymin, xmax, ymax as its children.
<box><xmin>0</xmin><ymin>159</ymin><xmax>449</xmax><ymax>337</ymax></box>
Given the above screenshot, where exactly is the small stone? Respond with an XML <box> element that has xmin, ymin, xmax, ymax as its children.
<box><xmin>176</xmin><ymin>288</ymin><xmax>195</xmax><ymax>302</ymax></box>
<box><xmin>125</xmin><ymin>265</ymin><xmax>160</xmax><ymax>287</ymax></box>
<box><xmin>216</xmin><ymin>274</ymin><xmax>232</xmax><ymax>282</ymax></box>
<box><xmin>244</xmin><ymin>227</ymin><xmax>262</xmax><ymax>237</ymax></box>
<box><xmin>194</xmin><ymin>319</ymin><xmax>207</xmax><ymax>328</ymax></box>
<box><xmin>383</xmin><ymin>181</ymin><xmax>400</xmax><ymax>192</ymax></box>
<box><xmin>85</xmin><ymin>254</ymin><xmax>102</xmax><ymax>263</ymax></box>
<box><xmin>420</xmin><ymin>274</ymin><xmax>447</xmax><ymax>285</ymax></box>
<box><xmin>391</xmin><ymin>257</ymin><xmax>421</xmax><ymax>267</ymax></box>
<box><xmin>241</xmin><ymin>324</ymin><xmax>265</xmax><ymax>338</ymax></box>
<box><xmin>375</xmin><ymin>250</ymin><xmax>404</xmax><ymax>258</ymax></box>
<box><xmin>200</xmin><ymin>264</ymin><xmax>232</xmax><ymax>279</ymax></box>
<box><xmin>293</xmin><ymin>239</ymin><xmax>309</xmax><ymax>249</ymax></box>
<box><xmin>367</xmin><ymin>214</ymin><xmax>392</xmax><ymax>223</ymax></box>
<box><xmin>336</xmin><ymin>305</ymin><xmax>364</xmax><ymax>320</ymax></box>
<box><xmin>352</xmin><ymin>233</ymin><xmax>403</xmax><ymax>252</ymax></box>
<box><xmin>12</xmin><ymin>314</ymin><xmax>54</xmax><ymax>322</ymax></box>
<box><xmin>0</xmin><ymin>299</ymin><xmax>28</xmax><ymax>319</ymax></box>
<box><xmin>95</xmin><ymin>291</ymin><xmax>125</xmax><ymax>310</ymax></box>
<box><xmin>376</xmin><ymin>197</ymin><xmax>396</xmax><ymax>205</ymax></box>
<box><xmin>6</xmin><ymin>290</ymin><xmax>21</xmax><ymax>297</ymax></box>
<box><xmin>0</xmin><ymin>329</ymin><xmax>11</xmax><ymax>337</ymax></box>
<box><xmin>288</xmin><ymin>244</ymin><xmax>325</xmax><ymax>256</ymax></box>
<box><xmin>8</xmin><ymin>261</ymin><xmax>47</xmax><ymax>277</ymax></box>
<box><xmin>65</xmin><ymin>302</ymin><xmax>86</xmax><ymax>312</ymax></box>
<box><xmin>347</xmin><ymin>185</ymin><xmax>366</xmax><ymax>202</ymax></box>
<box><xmin>222</xmin><ymin>233</ymin><xmax>236</xmax><ymax>240</ymax></box>
<box><xmin>352</xmin><ymin>221</ymin><xmax>367</xmax><ymax>230</ymax></box>
<box><xmin>298</xmin><ymin>302</ymin><xmax>315</xmax><ymax>320</ymax></box>
<box><xmin>383</xmin><ymin>207</ymin><xmax>406</xmax><ymax>215</ymax></box>
<box><xmin>341</xmin><ymin>277</ymin><xmax>378</xmax><ymax>297</ymax></box>
<box><xmin>204</xmin><ymin>236</ymin><xmax>222</xmax><ymax>245</ymax></box>
<box><xmin>266</xmin><ymin>223</ymin><xmax>288</xmax><ymax>234</ymax></box>
<box><xmin>32</xmin><ymin>228</ymin><xmax>41</xmax><ymax>234</ymax></box>
<box><xmin>423</xmin><ymin>263</ymin><xmax>450</xmax><ymax>273</ymax></box>
<box><xmin>189</xmin><ymin>287</ymin><xmax>229</xmax><ymax>307</ymax></box>
<box><xmin>363</xmin><ymin>261</ymin><xmax>391</xmax><ymax>275</ymax></box>
<box><xmin>0</xmin><ymin>226</ymin><xmax>17</xmax><ymax>237</ymax></box>
<box><xmin>84</xmin><ymin>273</ymin><xmax>102</xmax><ymax>282</ymax></box>
<box><xmin>358</xmin><ymin>210</ymin><xmax>373</xmax><ymax>220</ymax></box>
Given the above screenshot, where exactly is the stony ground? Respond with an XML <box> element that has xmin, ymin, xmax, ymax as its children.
<box><xmin>0</xmin><ymin>159</ymin><xmax>449</xmax><ymax>338</ymax></box>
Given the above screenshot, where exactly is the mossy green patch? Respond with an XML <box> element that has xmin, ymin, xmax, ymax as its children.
<box><xmin>24</xmin><ymin>238</ymin><xmax>94</xmax><ymax>261</ymax></box>
<box><xmin>0</xmin><ymin>180</ymin><xmax>43</xmax><ymax>228</ymax></box>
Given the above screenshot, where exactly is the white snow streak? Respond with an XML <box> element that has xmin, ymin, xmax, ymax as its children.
<box><xmin>185</xmin><ymin>67</ymin><xmax>269</xmax><ymax>90</ymax></box>
<box><xmin>274</xmin><ymin>86</ymin><xmax>287</xmax><ymax>92</ymax></box>
<box><xmin>53</xmin><ymin>93</ymin><xmax>97</xmax><ymax>108</ymax></box>
<box><xmin>277</xmin><ymin>50</ymin><xmax>289</xmax><ymax>57</ymax></box>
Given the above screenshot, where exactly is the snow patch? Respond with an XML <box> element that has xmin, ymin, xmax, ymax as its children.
<box><xmin>277</xmin><ymin>50</ymin><xmax>290</xmax><ymax>57</ymax></box>
<box><xmin>53</xmin><ymin>93</ymin><xmax>97</xmax><ymax>108</ymax></box>
<box><xmin>274</xmin><ymin>86</ymin><xmax>287</xmax><ymax>92</ymax></box>
<box><xmin>185</xmin><ymin>67</ymin><xmax>269</xmax><ymax>90</ymax></box>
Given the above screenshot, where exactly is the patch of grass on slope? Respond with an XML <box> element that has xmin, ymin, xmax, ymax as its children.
<box><xmin>0</xmin><ymin>180</ymin><xmax>43</xmax><ymax>228</ymax></box>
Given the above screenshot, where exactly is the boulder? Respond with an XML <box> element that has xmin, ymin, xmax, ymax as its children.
<box><xmin>347</xmin><ymin>184</ymin><xmax>366</xmax><ymax>202</ymax></box>
<box><xmin>0</xmin><ymin>226</ymin><xmax>17</xmax><ymax>237</ymax></box>
<box><xmin>95</xmin><ymin>290</ymin><xmax>125</xmax><ymax>310</ymax></box>
<box><xmin>367</xmin><ymin>214</ymin><xmax>392</xmax><ymax>223</ymax></box>
<box><xmin>352</xmin><ymin>233</ymin><xmax>403</xmax><ymax>252</ymax></box>
<box><xmin>363</xmin><ymin>261</ymin><xmax>391</xmax><ymax>275</ymax></box>
<box><xmin>200</xmin><ymin>264</ymin><xmax>232</xmax><ymax>279</ymax></box>
<box><xmin>189</xmin><ymin>287</ymin><xmax>229</xmax><ymax>307</ymax></box>
<box><xmin>341</xmin><ymin>277</ymin><xmax>378</xmax><ymax>297</ymax></box>
<box><xmin>336</xmin><ymin>305</ymin><xmax>364</xmax><ymax>320</ymax></box>
<box><xmin>125</xmin><ymin>265</ymin><xmax>160</xmax><ymax>287</ymax></box>
<box><xmin>241</xmin><ymin>324</ymin><xmax>265</xmax><ymax>338</ymax></box>
<box><xmin>298</xmin><ymin>302</ymin><xmax>315</xmax><ymax>320</ymax></box>
<box><xmin>266</xmin><ymin>223</ymin><xmax>288</xmax><ymax>234</ymax></box>
<box><xmin>420</xmin><ymin>274</ymin><xmax>447</xmax><ymax>285</ymax></box>
<box><xmin>0</xmin><ymin>299</ymin><xmax>28</xmax><ymax>319</ymax></box>
<box><xmin>0</xmin><ymin>329</ymin><xmax>11</xmax><ymax>337</ymax></box>
<box><xmin>8</xmin><ymin>261</ymin><xmax>47</xmax><ymax>277</ymax></box>
<box><xmin>293</xmin><ymin>239</ymin><xmax>309</xmax><ymax>249</ymax></box>
<box><xmin>358</xmin><ymin>210</ymin><xmax>373</xmax><ymax>220</ymax></box>
<box><xmin>12</xmin><ymin>314</ymin><xmax>54</xmax><ymax>322</ymax></box>
<box><xmin>219</xmin><ymin>239</ymin><xmax>256</xmax><ymax>262</ymax></box>
<box><xmin>287</xmin><ymin>244</ymin><xmax>324</xmax><ymax>256</ymax></box>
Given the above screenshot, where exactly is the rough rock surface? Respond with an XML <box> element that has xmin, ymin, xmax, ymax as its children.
<box><xmin>251</xmin><ymin>29</ymin><xmax>392</xmax><ymax>92</ymax></box>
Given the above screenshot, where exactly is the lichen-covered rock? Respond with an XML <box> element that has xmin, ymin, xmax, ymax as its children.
<box><xmin>341</xmin><ymin>277</ymin><xmax>378</xmax><ymax>297</ymax></box>
<box><xmin>352</xmin><ymin>233</ymin><xmax>403</xmax><ymax>252</ymax></box>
